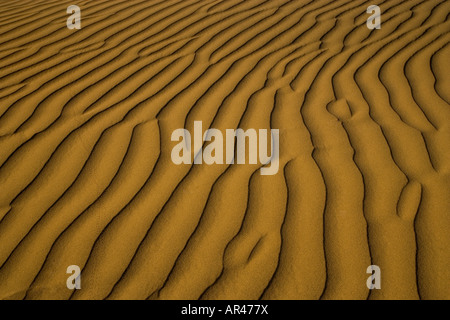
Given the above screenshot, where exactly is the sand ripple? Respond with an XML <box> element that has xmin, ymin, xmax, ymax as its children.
<box><xmin>0</xmin><ymin>0</ymin><xmax>449</xmax><ymax>300</ymax></box>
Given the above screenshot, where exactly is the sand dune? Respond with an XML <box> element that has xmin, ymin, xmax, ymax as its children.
<box><xmin>0</xmin><ymin>0</ymin><xmax>449</xmax><ymax>300</ymax></box>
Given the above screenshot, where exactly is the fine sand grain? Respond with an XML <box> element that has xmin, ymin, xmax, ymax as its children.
<box><xmin>0</xmin><ymin>0</ymin><xmax>449</xmax><ymax>300</ymax></box>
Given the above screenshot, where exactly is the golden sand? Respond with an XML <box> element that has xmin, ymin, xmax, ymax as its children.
<box><xmin>0</xmin><ymin>0</ymin><xmax>449</xmax><ymax>300</ymax></box>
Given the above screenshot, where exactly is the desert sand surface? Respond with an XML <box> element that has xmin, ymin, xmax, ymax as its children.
<box><xmin>0</xmin><ymin>0</ymin><xmax>449</xmax><ymax>300</ymax></box>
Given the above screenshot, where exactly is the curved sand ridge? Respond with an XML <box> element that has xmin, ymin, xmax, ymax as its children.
<box><xmin>0</xmin><ymin>0</ymin><xmax>449</xmax><ymax>300</ymax></box>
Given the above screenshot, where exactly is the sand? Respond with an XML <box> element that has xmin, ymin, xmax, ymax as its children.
<box><xmin>0</xmin><ymin>0</ymin><xmax>449</xmax><ymax>300</ymax></box>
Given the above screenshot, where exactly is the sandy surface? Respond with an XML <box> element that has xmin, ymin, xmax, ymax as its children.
<box><xmin>0</xmin><ymin>0</ymin><xmax>449</xmax><ymax>300</ymax></box>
